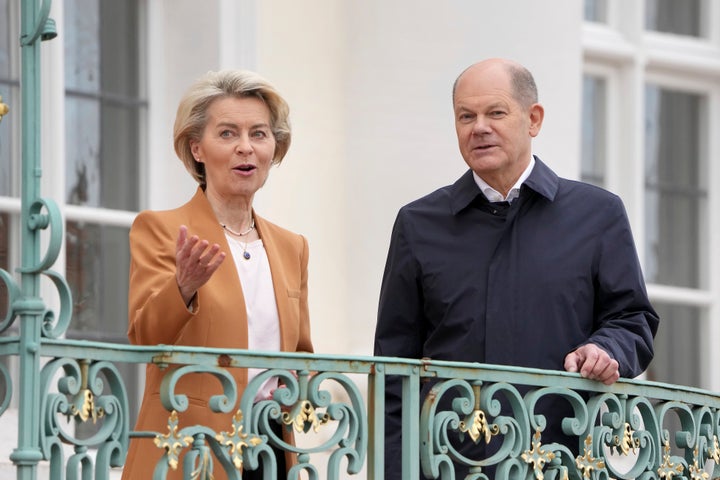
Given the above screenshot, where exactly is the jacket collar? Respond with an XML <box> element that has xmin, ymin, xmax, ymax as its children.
<box><xmin>449</xmin><ymin>155</ymin><xmax>559</xmax><ymax>215</ymax></box>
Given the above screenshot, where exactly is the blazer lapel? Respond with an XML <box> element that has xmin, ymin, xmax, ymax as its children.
<box><xmin>184</xmin><ymin>188</ymin><xmax>249</xmax><ymax>337</ymax></box>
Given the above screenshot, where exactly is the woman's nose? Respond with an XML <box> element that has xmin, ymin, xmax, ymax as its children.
<box><xmin>235</xmin><ymin>134</ymin><xmax>253</xmax><ymax>154</ymax></box>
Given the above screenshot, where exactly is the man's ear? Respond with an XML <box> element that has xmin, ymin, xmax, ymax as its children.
<box><xmin>528</xmin><ymin>103</ymin><xmax>544</xmax><ymax>138</ymax></box>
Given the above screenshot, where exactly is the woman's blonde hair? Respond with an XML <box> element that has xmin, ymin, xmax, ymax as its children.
<box><xmin>173</xmin><ymin>70</ymin><xmax>291</xmax><ymax>185</ymax></box>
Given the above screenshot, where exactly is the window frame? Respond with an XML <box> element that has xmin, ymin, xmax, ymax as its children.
<box><xmin>582</xmin><ymin>0</ymin><xmax>720</xmax><ymax>389</ymax></box>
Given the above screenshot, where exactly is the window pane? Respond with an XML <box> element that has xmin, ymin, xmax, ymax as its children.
<box><xmin>0</xmin><ymin>0</ymin><xmax>17</xmax><ymax>197</ymax></box>
<box><xmin>0</xmin><ymin>86</ymin><xmax>16</xmax><ymax>197</ymax></box>
<box><xmin>645</xmin><ymin>0</ymin><xmax>701</xmax><ymax>37</ymax></box>
<box><xmin>581</xmin><ymin>75</ymin><xmax>607</xmax><ymax>187</ymax></box>
<box><xmin>64</xmin><ymin>0</ymin><xmax>100</xmax><ymax>93</ymax></box>
<box><xmin>645</xmin><ymin>303</ymin><xmax>702</xmax><ymax>388</ymax></box>
<box><xmin>65</xmin><ymin>97</ymin><xmax>100</xmax><ymax>206</ymax></box>
<box><xmin>584</xmin><ymin>0</ymin><xmax>608</xmax><ymax>23</ymax></box>
<box><xmin>64</xmin><ymin>0</ymin><xmax>143</xmax><ymax>211</ymax></box>
<box><xmin>644</xmin><ymin>86</ymin><xmax>705</xmax><ymax>288</ymax></box>
<box><xmin>0</xmin><ymin>212</ymin><xmax>9</xmax><ymax>321</ymax></box>
<box><xmin>0</xmin><ymin>212</ymin><xmax>19</xmax><ymax>332</ymax></box>
<box><xmin>0</xmin><ymin>0</ymin><xmax>10</xmax><ymax>77</ymax></box>
<box><xmin>65</xmin><ymin>222</ymin><xmax>129</xmax><ymax>342</ymax></box>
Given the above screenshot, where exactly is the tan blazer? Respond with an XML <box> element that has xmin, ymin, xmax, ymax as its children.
<box><xmin>122</xmin><ymin>188</ymin><xmax>313</xmax><ymax>480</ymax></box>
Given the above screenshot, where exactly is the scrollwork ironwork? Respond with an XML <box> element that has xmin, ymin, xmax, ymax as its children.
<box><xmin>38</xmin><ymin>357</ymin><xmax>129</xmax><ymax>476</ymax></box>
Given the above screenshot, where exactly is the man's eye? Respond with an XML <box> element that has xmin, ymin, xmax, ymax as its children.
<box><xmin>459</xmin><ymin>113</ymin><xmax>474</xmax><ymax>121</ymax></box>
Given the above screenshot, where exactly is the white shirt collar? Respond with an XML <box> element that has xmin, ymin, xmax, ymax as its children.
<box><xmin>473</xmin><ymin>156</ymin><xmax>535</xmax><ymax>203</ymax></box>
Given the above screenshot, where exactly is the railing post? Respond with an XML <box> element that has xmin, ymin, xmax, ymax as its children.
<box><xmin>7</xmin><ymin>1</ymin><xmax>57</xmax><ymax>479</ymax></box>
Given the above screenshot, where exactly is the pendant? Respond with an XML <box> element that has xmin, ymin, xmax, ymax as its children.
<box><xmin>243</xmin><ymin>251</ymin><xmax>251</xmax><ymax>260</ymax></box>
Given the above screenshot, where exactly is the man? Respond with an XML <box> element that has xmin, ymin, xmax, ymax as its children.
<box><xmin>373</xmin><ymin>58</ymin><xmax>658</xmax><ymax>477</ymax></box>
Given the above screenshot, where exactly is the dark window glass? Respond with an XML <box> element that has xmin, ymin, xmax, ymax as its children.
<box><xmin>64</xmin><ymin>0</ymin><xmax>143</xmax><ymax>211</ymax></box>
<box><xmin>584</xmin><ymin>0</ymin><xmax>608</xmax><ymax>23</ymax></box>
<box><xmin>62</xmin><ymin>0</ymin><xmax>145</xmax><ymax>432</ymax></box>
<box><xmin>65</xmin><ymin>222</ymin><xmax>130</xmax><ymax>342</ymax></box>
<box><xmin>644</xmin><ymin>86</ymin><xmax>705</xmax><ymax>289</ymax></box>
<box><xmin>645</xmin><ymin>303</ymin><xmax>702</xmax><ymax>388</ymax></box>
<box><xmin>581</xmin><ymin>75</ymin><xmax>607</xmax><ymax>187</ymax></box>
<box><xmin>0</xmin><ymin>0</ymin><xmax>19</xmax><ymax>197</ymax></box>
<box><xmin>0</xmin><ymin>212</ymin><xmax>9</xmax><ymax>321</ymax></box>
<box><xmin>646</xmin><ymin>0</ymin><xmax>702</xmax><ymax>37</ymax></box>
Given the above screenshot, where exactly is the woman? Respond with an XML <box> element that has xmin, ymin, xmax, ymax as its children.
<box><xmin>122</xmin><ymin>70</ymin><xmax>313</xmax><ymax>479</ymax></box>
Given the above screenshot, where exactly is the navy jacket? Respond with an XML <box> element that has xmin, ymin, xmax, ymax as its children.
<box><xmin>374</xmin><ymin>157</ymin><xmax>658</xmax><ymax>475</ymax></box>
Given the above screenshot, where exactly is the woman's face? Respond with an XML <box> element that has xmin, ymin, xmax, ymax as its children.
<box><xmin>191</xmin><ymin>96</ymin><xmax>276</xmax><ymax>203</ymax></box>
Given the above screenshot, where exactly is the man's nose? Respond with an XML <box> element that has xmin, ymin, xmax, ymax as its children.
<box><xmin>472</xmin><ymin>119</ymin><xmax>491</xmax><ymax>135</ymax></box>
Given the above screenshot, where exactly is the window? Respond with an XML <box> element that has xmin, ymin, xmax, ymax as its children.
<box><xmin>63</xmin><ymin>0</ymin><xmax>147</xmax><ymax>430</ymax></box>
<box><xmin>581</xmin><ymin>74</ymin><xmax>607</xmax><ymax>187</ymax></box>
<box><xmin>63</xmin><ymin>0</ymin><xmax>145</xmax><ymax>346</ymax></box>
<box><xmin>644</xmin><ymin>86</ymin><xmax>706</xmax><ymax>290</ymax></box>
<box><xmin>0</xmin><ymin>0</ymin><xmax>19</xmax><ymax>198</ymax></box>
<box><xmin>584</xmin><ymin>0</ymin><xmax>608</xmax><ymax>23</ymax></box>
<box><xmin>583</xmin><ymin>0</ymin><xmax>719</xmax><ymax>389</ymax></box>
<box><xmin>645</xmin><ymin>0</ymin><xmax>702</xmax><ymax>37</ymax></box>
<box><xmin>643</xmin><ymin>85</ymin><xmax>707</xmax><ymax>386</ymax></box>
<box><xmin>0</xmin><ymin>0</ymin><xmax>19</xmax><ymax>327</ymax></box>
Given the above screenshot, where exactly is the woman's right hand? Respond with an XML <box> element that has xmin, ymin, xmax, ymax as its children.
<box><xmin>175</xmin><ymin>225</ymin><xmax>226</xmax><ymax>306</ymax></box>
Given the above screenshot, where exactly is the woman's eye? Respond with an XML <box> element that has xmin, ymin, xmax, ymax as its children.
<box><xmin>220</xmin><ymin>130</ymin><xmax>233</xmax><ymax>138</ymax></box>
<box><xmin>252</xmin><ymin>130</ymin><xmax>268</xmax><ymax>139</ymax></box>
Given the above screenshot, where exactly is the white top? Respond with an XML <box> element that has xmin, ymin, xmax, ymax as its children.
<box><xmin>225</xmin><ymin>234</ymin><xmax>281</xmax><ymax>403</ymax></box>
<box><xmin>473</xmin><ymin>156</ymin><xmax>536</xmax><ymax>203</ymax></box>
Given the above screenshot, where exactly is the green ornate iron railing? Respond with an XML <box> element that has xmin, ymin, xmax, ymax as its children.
<box><xmin>3</xmin><ymin>0</ymin><xmax>720</xmax><ymax>479</ymax></box>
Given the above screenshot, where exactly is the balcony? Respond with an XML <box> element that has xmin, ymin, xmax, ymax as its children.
<box><xmin>0</xmin><ymin>335</ymin><xmax>718</xmax><ymax>479</ymax></box>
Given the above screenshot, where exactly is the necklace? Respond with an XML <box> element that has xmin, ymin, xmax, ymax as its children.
<box><xmin>221</xmin><ymin>218</ymin><xmax>255</xmax><ymax>260</ymax></box>
<box><xmin>221</xmin><ymin>218</ymin><xmax>255</xmax><ymax>236</ymax></box>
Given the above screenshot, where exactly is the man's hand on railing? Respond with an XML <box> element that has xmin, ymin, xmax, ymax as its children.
<box><xmin>564</xmin><ymin>343</ymin><xmax>620</xmax><ymax>385</ymax></box>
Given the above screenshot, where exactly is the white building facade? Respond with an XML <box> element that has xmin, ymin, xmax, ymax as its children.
<box><xmin>1</xmin><ymin>0</ymin><xmax>719</xmax><ymax>475</ymax></box>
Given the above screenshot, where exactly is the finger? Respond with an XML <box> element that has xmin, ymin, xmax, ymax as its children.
<box><xmin>206</xmin><ymin>251</ymin><xmax>226</xmax><ymax>272</ymax></box>
<box><xmin>197</xmin><ymin>243</ymin><xmax>222</xmax><ymax>266</ymax></box>
<box><xmin>596</xmin><ymin>360</ymin><xmax>620</xmax><ymax>385</ymax></box>
<box><xmin>579</xmin><ymin>350</ymin><xmax>600</xmax><ymax>378</ymax></box>
<box><xmin>564</xmin><ymin>351</ymin><xmax>581</xmax><ymax>373</ymax></box>
<box><xmin>177</xmin><ymin>225</ymin><xmax>188</xmax><ymax>249</ymax></box>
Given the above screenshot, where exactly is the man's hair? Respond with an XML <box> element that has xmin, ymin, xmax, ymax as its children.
<box><xmin>452</xmin><ymin>60</ymin><xmax>538</xmax><ymax>108</ymax></box>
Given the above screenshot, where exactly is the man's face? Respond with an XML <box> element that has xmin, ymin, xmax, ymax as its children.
<box><xmin>453</xmin><ymin>63</ymin><xmax>543</xmax><ymax>189</ymax></box>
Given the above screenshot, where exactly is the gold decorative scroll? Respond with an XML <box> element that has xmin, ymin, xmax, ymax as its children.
<box><xmin>615</xmin><ymin>422</ymin><xmax>639</xmax><ymax>455</ymax></box>
<box><xmin>575</xmin><ymin>435</ymin><xmax>605</xmax><ymax>479</ymax></box>
<box><xmin>282</xmin><ymin>400</ymin><xmax>330</xmax><ymax>433</ymax></box>
<box><xmin>688</xmin><ymin>447</ymin><xmax>709</xmax><ymax>480</ymax></box>
<box><xmin>521</xmin><ymin>430</ymin><xmax>561</xmax><ymax>480</ymax></box>
<box><xmin>215</xmin><ymin>410</ymin><xmax>263</xmax><ymax>470</ymax></box>
<box><xmin>70</xmin><ymin>389</ymin><xmax>103</xmax><ymax>423</ymax></box>
<box><xmin>155</xmin><ymin>411</ymin><xmax>193</xmax><ymax>471</ymax></box>
<box><xmin>657</xmin><ymin>442</ymin><xmax>684</xmax><ymax>479</ymax></box>
<box><xmin>458</xmin><ymin>409</ymin><xmax>498</xmax><ymax>444</ymax></box>
<box><xmin>0</xmin><ymin>95</ymin><xmax>8</xmax><ymax>121</ymax></box>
